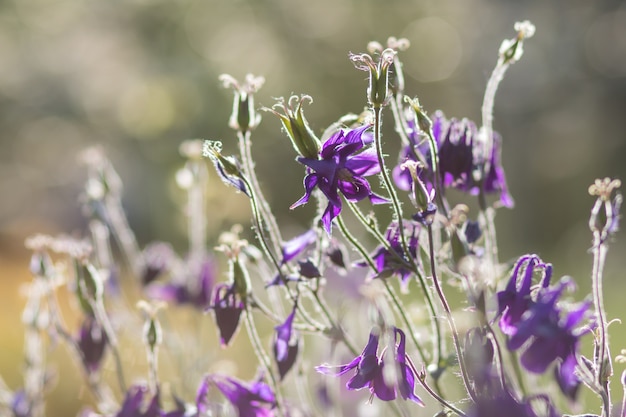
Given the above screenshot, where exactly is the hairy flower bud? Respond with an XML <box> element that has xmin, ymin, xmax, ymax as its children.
<box><xmin>220</xmin><ymin>73</ymin><xmax>264</xmax><ymax>132</ymax></box>
<box><xmin>350</xmin><ymin>49</ymin><xmax>396</xmax><ymax>108</ymax></box>
<box><xmin>265</xmin><ymin>95</ymin><xmax>321</xmax><ymax>159</ymax></box>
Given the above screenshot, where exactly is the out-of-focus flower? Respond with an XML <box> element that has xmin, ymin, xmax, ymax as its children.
<box><xmin>316</xmin><ymin>328</ymin><xmax>423</xmax><ymax>405</ymax></box>
<box><xmin>356</xmin><ymin>221</ymin><xmax>420</xmax><ymax>291</ymax></box>
<box><xmin>77</xmin><ymin>315</ymin><xmax>108</xmax><ymax>374</ymax></box>
<box><xmin>291</xmin><ymin>125</ymin><xmax>388</xmax><ymax>234</ymax></box>
<box><xmin>113</xmin><ymin>385</ymin><xmax>185</xmax><ymax>417</ymax></box>
<box><xmin>280</xmin><ymin>229</ymin><xmax>317</xmax><ymax>264</ymax></box>
<box><xmin>212</xmin><ymin>374</ymin><xmax>276</xmax><ymax>417</ymax></box>
<box><xmin>146</xmin><ymin>257</ymin><xmax>215</xmax><ymax>310</ymax></box>
<box><xmin>140</xmin><ymin>242</ymin><xmax>175</xmax><ymax>286</ymax></box>
<box><xmin>466</xmin><ymin>388</ymin><xmax>558</xmax><ymax>417</ymax></box>
<box><xmin>210</xmin><ymin>283</ymin><xmax>245</xmax><ymax>347</ymax></box>
<box><xmin>273</xmin><ymin>305</ymin><xmax>299</xmax><ymax>380</ymax></box>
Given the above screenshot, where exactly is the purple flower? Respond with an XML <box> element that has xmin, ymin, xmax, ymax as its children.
<box><xmin>280</xmin><ymin>229</ymin><xmax>317</xmax><ymax>264</ymax></box>
<box><xmin>11</xmin><ymin>390</ymin><xmax>31</xmax><ymax>417</ymax></box>
<box><xmin>316</xmin><ymin>328</ymin><xmax>423</xmax><ymax>405</ymax></box>
<box><xmin>466</xmin><ymin>389</ymin><xmax>558</xmax><ymax>417</ymax></box>
<box><xmin>140</xmin><ymin>242</ymin><xmax>175</xmax><ymax>286</ymax></box>
<box><xmin>114</xmin><ymin>386</ymin><xmax>184</xmax><ymax>417</ymax></box>
<box><xmin>291</xmin><ymin>125</ymin><xmax>388</xmax><ymax>234</ymax></box>
<box><xmin>146</xmin><ymin>257</ymin><xmax>215</xmax><ymax>310</ymax></box>
<box><xmin>212</xmin><ymin>374</ymin><xmax>276</xmax><ymax>417</ymax></box>
<box><xmin>356</xmin><ymin>221</ymin><xmax>420</xmax><ymax>291</ymax></box>
<box><xmin>273</xmin><ymin>305</ymin><xmax>299</xmax><ymax>380</ymax></box>
<box><xmin>496</xmin><ymin>255</ymin><xmax>552</xmax><ymax>335</ymax></box>
<box><xmin>393</xmin><ymin>111</ymin><xmax>513</xmax><ymax>208</ymax></box>
<box><xmin>77</xmin><ymin>315</ymin><xmax>108</xmax><ymax>374</ymax></box>
<box><xmin>507</xmin><ymin>280</ymin><xmax>590</xmax><ymax>374</ymax></box>
<box><xmin>210</xmin><ymin>283</ymin><xmax>245</xmax><ymax>346</ymax></box>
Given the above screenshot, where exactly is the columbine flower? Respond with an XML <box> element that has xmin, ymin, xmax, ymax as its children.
<box><xmin>273</xmin><ymin>304</ymin><xmax>299</xmax><ymax>380</ymax></box>
<box><xmin>356</xmin><ymin>221</ymin><xmax>420</xmax><ymax>291</ymax></box>
<box><xmin>496</xmin><ymin>254</ymin><xmax>552</xmax><ymax>335</ymax></box>
<box><xmin>110</xmin><ymin>385</ymin><xmax>184</xmax><ymax>417</ymax></box>
<box><xmin>316</xmin><ymin>328</ymin><xmax>423</xmax><ymax>405</ymax></box>
<box><xmin>280</xmin><ymin>229</ymin><xmax>317</xmax><ymax>264</ymax></box>
<box><xmin>210</xmin><ymin>283</ymin><xmax>245</xmax><ymax>346</ymax></box>
<box><xmin>212</xmin><ymin>374</ymin><xmax>276</xmax><ymax>417</ymax></box>
<box><xmin>140</xmin><ymin>242</ymin><xmax>175</xmax><ymax>286</ymax></box>
<box><xmin>77</xmin><ymin>315</ymin><xmax>108</xmax><ymax>374</ymax></box>
<box><xmin>146</xmin><ymin>257</ymin><xmax>215</xmax><ymax>310</ymax></box>
<box><xmin>506</xmin><ymin>279</ymin><xmax>590</xmax><ymax>400</ymax></box>
<box><xmin>394</xmin><ymin>111</ymin><xmax>513</xmax><ymax>208</ymax></box>
<box><xmin>291</xmin><ymin>125</ymin><xmax>388</xmax><ymax>234</ymax></box>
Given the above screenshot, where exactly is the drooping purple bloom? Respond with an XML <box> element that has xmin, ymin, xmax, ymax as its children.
<box><xmin>210</xmin><ymin>283</ymin><xmax>245</xmax><ymax>346</ymax></box>
<box><xmin>77</xmin><ymin>315</ymin><xmax>108</xmax><ymax>373</ymax></box>
<box><xmin>507</xmin><ymin>280</ymin><xmax>590</xmax><ymax>374</ymax></box>
<box><xmin>393</xmin><ymin>111</ymin><xmax>513</xmax><ymax>208</ymax></box>
<box><xmin>146</xmin><ymin>257</ymin><xmax>215</xmax><ymax>310</ymax></box>
<box><xmin>273</xmin><ymin>305</ymin><xmax>299</xmax><ymax>380</ymax></box>
<box><xmin>357</xmin><ymin>221</ymin><xmax>420</xmax><ymax>291</ymax></box>
<box><xmin>212</xmin><ymin>374</ymin><xmax>276</xmax><ymax>417</ymax></box>
<box><xmin>316</xmin><ymin>328</ymin><xmax>423</xmax><ymax>405</ymax></box>
<box><xmin>496</xmin><ymin>255</ymin><xmax>552</xmax><ymax>335</ymax></box>
<box><xmin>280</xmin><ymin>229</ymin><xmax>317</xmax><ymax>264</ymax></box>
<box><xmin>291</xmin><ymin>125</ymin><xmax>388</xmax><ymax>234</ymax></box>
<box><xmin>11</xmin><ymin>390</ymin><xmax>31</xmax><ymax>417</ymax></box>
<box><xmin>466</xmin><ymin>388</ymin><xmax>558</xmax><ymax>417</ymax></box>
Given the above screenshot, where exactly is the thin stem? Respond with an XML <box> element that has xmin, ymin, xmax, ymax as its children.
<box><xmin>309</xmin><ymin>288</ymin><xmax>358</xmax><ymax>356</ymax></box>
<box><xmin>336</xmin><ymin>215</ymin><xmax>428</xmax><ymax>364</ymax></box>
<box><xmin>427</xmin><ymin>225</ymin><xmax>478</xmax><ymax>403</ymax></box>
<box><xmin>90</xmin><ymin>299</ymin><xmax>127</xmax><ymax>394</ymax></box>
<box><xmin>237</xmin><ymin>130</ymin><xmax>283</xmax><ymax>255</ymax></box>
<box><xmin>411</xmin><ymin>364</ymin><xmax>467</xmax><ymax>416</ymax></box>
<box><xmin>243</xmin><ymin>307</ymin><xmax>286</xmax><ymax>417</ymax></box>
<box><xmin>480</xmin><ymin>60</ymin><xmax>509</xmax><ymax>178</ymax></box>
<box><xmin>591</xmin><ymin>234</ymin><xmax>611</xmax><ymax>417</ymax></box>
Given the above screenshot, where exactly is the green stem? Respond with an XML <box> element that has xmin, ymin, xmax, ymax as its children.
<box><xmin>243</xmin><ymin>306</ymin><xmax>286</xmax><ymax>417</ymax></box>
<box><xmin>427</xmin><ymin>225</ymin><xmax>477</xmax><ymax>403</ymax></box>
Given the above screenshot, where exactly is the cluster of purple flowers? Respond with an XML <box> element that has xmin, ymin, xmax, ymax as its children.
<box><xmin>496</xmin><ymin>254</ymin><xmax>592</xmax><ymax>400</ymax></box>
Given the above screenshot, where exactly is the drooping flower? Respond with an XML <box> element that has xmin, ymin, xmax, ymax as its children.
<box><xmin>113</xmin><ymin>385</ymin><xmax>185</xmax><ymax>417</ymax></box>
<box><xmin>356</xmin><ymin>221</ymin><xmax>420</xmax><ymax>291</ymax></box>
<box><xmin>291</xmin><ymin>125</ymin><xmax>388</xmax><ymax>234</ymax></box>
<box><xmin>76</xmin><ymin>315</ymin><xmax>108</xmax><ymax>374</ymax></box>
<box><xmin>210</xmin><ymin>283</ymin><xmax>245</xmax><ymax>346</ymax></box>
<box><xmin>496</xmin><ymin>254</ymin><xmax>552</xmax><ymax>335</ymax></box>
<box><xmin>507</xmin><ymin>279</ymin><xmax>590</xmax><ymax>378</ymax></box>
<box><xmin>393</xmin><ymin>110</ymin><xmax>513</xmax><ymax>208</ymax></box>
<box><xmin>212</xmin><ymin>374</ymin><xmax>276</xmax><ymax>417</ymax></box>
<box><xmin>316</xmin><ymin>328</ymin><xmax>423</xmax><ymax>405</ymax></box>
<box><xmin>273</xmin><ymin>304</ymin><xmax>299</xmax><ymax>380</ymax></box>
<box><xmin>280</xmin><ymin>229</ymin><xmax>317</xmax><ymax>264</ymax></box>
<box><xmin>146</xmin><ymin>257</ymin><xmax>215</xmax><ymax>310</ymax></box>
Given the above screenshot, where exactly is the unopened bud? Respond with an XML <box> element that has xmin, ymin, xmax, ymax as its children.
<box><xmin>220</xmin><ymin>73</ymin><xmax>264</xmax><ymax>132</ymax></box>
<box><xmin>265</xmin><ymin>95</ymin><xmax>321</xmax><ymax>159</ymax></box>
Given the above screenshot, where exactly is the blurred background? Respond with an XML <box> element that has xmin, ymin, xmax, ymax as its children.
<box><xmin>1</xmin><ymin>0</ymin><xmax>626</xmax><ymax>415</ymax></box>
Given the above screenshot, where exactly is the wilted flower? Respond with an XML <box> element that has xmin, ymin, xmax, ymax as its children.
<box><xmin>316</xmin><ymin>328</ymin><xmax>423</xmax><ymax>405</ymax></box>
<box><xmin>210</xmin><ymin>283</ymin><xmax>245</xmax><ymax>346</ymax></box>
<box><xmin>291</xmin><ymin>125</ymin><xmax>388</xmax><ymax>234</ymax></box>
<box><xmin>273</xmin><ymin>304</ymin><xmax>299</xmax><ymax>380</ymax></box>
<box><xmin>77</xmin><ymin>315</ymin><xmax>108</xmax><ymax>374</ymax></box>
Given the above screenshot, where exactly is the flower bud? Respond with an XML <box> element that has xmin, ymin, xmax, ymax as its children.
<box><xmin>350</xmin><ymin>49</ymin><xmax>396</xmax><ymax>108</ymax></box>
<box><xmin>265</xmin><ymin>95</ymin><xmax>321</xmax><ymax>159</ymax></box>
<box><xmin>219</xmin><ymin>74</ymin><xmax>264</xmax><ymax>133</ymax></box>
<box><xmin>203</xmin><ymin>140</ymin><xmax>250</xmax><ymax>196</ymax></box>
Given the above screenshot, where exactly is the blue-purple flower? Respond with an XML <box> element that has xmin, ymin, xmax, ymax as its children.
<box><xmin>273</xmin><ymin>305</ymin><xmax>299</xmax><ymax>380</ymax></box>
<box><xmin>210</xmin><ymin>283</ymin><xmax>245</xmax><ymax>346</ymax></box>
<box><xmin>496</xmin><ymin>255</ymin><xmax>591</xmax><ymax>401</ymax></box>
<box><xmin>316</xmin><ymin>328</ymin><xmax>423</xmax><ymax>405</ymax></box>
<box><xmin>113</xmin><ymin>385</ymin><xmax>185</xmax><ymax>417</ymax></box>
<box><xmin>212</xmin><ymin>374</ymin><xmax>276</xmax><ymax>417</ymax></box>
<box><xmin>393</xmin><ymin>111</ymin><xmax>513</xmax><ymax>208</ymax></box>
<box><xmin>146</xmin><ymin>257</ymin><xmax>215</xmax><ymax>310</ymax></box>
<box><xmin>356</xmin><ymin>221</ymin><xmax>420</xmax><ymax>291</ymax></box>
<box><xmin>77</xmin><ymin>315</ymin><xmax>108</xmax><ymax>374</ymax></box>
<box><xmin>496</xmin><ymin>254</ymin><xmax>552</xmax><ymax>335</ymax></box>
<box><xmin>291</xmin><ymin>125</ymin><xmax>388</xmax><ymax>234</ymax></box>
<box><xmin>280</xmin><ymin>229</ymin><xmax>317</xmax><ymax>264</ymax></box>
